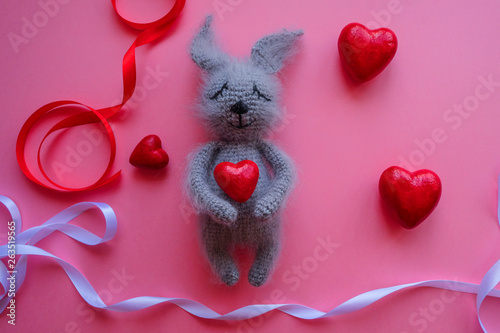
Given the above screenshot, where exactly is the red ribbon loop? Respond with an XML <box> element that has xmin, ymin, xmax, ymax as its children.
<box><xmin>16</xmin><ymin>0</ymin><xmax>185</xmax><ymax>192</ymax></box>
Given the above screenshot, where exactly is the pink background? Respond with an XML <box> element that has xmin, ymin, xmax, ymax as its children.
<box><xmin>2</xmin><ymin>0</ymin><xmax>500</xmax><ymax>332</ymax></box>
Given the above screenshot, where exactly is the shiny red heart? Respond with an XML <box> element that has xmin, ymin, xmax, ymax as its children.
<box><xmin>214</xmin><ymin>160</ymin><xmax>259</xmax><ymax>203</ymax></box>
<box><xmin>379</xmin><ymin>166</ymin><xmax>442</xmax><ymax>229</ymax></box>
<box><xmin>129</xmin><ymin>135</ymin><xmax>169</xmax><ymax>169</ymax></box>
<box><xmin>338</xmin><ymin>23</ymin><xmax>397</xmax><ymax>82</ymax></box>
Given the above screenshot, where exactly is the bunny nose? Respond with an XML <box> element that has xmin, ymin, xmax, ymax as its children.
<box><xmin>230</xmin><ymin>100</ymin><xmax>249</xmax><ymax>115</ymax></box>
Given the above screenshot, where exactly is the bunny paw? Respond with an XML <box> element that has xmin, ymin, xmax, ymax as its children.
<box><xmin>208</xmin><ymin>200</ymin><xmax>238</xmax><ymax>224</ymax></box>
<box><xmin>254</xmin><ymin>199</ymin><xmax>279</xmax><ymax>221</ymax></box>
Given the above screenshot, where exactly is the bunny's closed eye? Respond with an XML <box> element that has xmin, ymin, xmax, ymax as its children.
<box><xmin>209</xmin><ymin>82</ymin><xmax>228</xmax><ymax>100</ymax></box>
<box><xmin>252</xmin><ymin>84</ymin><xmax>271</xmax><ymax>101</ymax></box>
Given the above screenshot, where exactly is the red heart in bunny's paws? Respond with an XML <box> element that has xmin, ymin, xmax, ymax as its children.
<box><xmin>338</xmin><ymin>23</ymin><xmax>397</xmax><ymax>82</ymax></box>
<box><xmin>129</xmin><ymin>135</ymin><xmax>169</xmax><ymax>169</ymax></box>
<box><xmin>214</xmin><ymin>160</ymin><xmax>259</xmax><ymax>203</ymax></box>
<box><xmin>379</xmin><ymin>166</ymin><xmax>442</xmax><ymax>229</ymax></box>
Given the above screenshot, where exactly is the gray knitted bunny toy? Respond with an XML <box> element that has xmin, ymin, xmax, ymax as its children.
<box><xmin>188</xmin><ymin>16</ymin><xmax>302</xmax><ymax>287</ymax></box>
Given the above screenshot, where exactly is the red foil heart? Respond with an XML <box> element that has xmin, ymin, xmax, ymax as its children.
<box><xmin>129</xmin><ymin>135</ymin><xmax>169</xmax><ymax>169</ymax></box>
<box><xmin>379</xmin><ymin>166</ymin><xmax>442</xmax><ymax>229</ymax></box>
<box><xmin>214</xmin><ymin>160</ymin><xmax>259</xmax><ymax>203</ymax></box>
<box><xmin>338</xmin><ymin>23</ymin><xmax>397</xmax><ymax>82</ymax></box>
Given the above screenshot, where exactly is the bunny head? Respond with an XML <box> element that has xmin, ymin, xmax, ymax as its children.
<box><xmin>191</xmin><ymin>16</ymin><xmax>302</xmax><ymax>142</ymax></box>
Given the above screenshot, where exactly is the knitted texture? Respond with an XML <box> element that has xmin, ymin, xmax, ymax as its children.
<box><xmin>188</xmin><ymin>16</ymin><xmax>302</xmax><ymax>287</ymax></box>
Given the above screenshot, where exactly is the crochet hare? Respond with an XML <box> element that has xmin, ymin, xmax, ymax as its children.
<box><xmin>188</xmin><ymin>16</ymin><xmax>302</xmax><ymax>286</ymax></box>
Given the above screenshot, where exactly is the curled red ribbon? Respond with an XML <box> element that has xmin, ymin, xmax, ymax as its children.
<box><xmin>16</xmin><ymin>0</ymin><xmax>186</xmax><ymax>191</ymax></box>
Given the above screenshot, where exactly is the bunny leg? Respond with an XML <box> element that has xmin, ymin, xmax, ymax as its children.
<box><xmin>248</xmin><ymin>243</ymin><xmax>279</xmax><ymax>287</ymax></box>
<box><xmin>248</xmin><ymin>227</ymin><xmax>280</xmax><ymax>287</ymax></box>
<box><xmin>202</xmin><ymin>217</ymin><xmax>239</xmax><ymax>286</ymax></box>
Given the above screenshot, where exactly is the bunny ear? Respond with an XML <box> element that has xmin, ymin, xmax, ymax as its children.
<box><xmin>251</xmin><ymin>29</ymin><xmax>303</xmax><ymax>74</ymax></box>
<box><xmin>190</xmin><ymin>15</ymin><xmax>229</xmax><ymax>72</ymax></box>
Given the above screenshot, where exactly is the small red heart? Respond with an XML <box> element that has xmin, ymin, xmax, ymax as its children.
<box><xmin>379</xmin><ymin>166</ymin><xmax>442</xmax><ymax>229</ymax></box>
<box><xmin>129</xmin><ymin>135</ymin><xmax>169</xmax><ymax>169</ymax></box>
<box><xmin>338</xmin><ymin>23</ymin><xmax>397</xmax><ymax>82</ymax></box>
<box><xmin>214</xmin><ymin>160</ymin><xmax>259</xmax><ymax>203</ymax></box>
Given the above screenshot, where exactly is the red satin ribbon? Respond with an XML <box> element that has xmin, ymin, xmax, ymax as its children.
<box><xmin>16</xmin><ymin>0</ymin><xmax>186</xmax><ymax>191</ymax></box>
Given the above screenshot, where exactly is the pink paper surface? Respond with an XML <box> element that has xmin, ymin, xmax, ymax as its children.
<box><xmin>1</xmin><ymin>0</ymin><xmax>500</xmax><ymax>332</ymax></box>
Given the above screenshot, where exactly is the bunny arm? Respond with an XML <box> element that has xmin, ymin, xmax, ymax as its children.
<box><xmin>254</xmin><ymin>140</ymin><xmax>295</xmax><ymax>220</ymax></box>
<box><xmin>188</xmin><ymin>142</ymin><xmax>238</xmax><ymax>224</ymax></box>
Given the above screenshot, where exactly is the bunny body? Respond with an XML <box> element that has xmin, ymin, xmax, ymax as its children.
<box><xmin>188</xmin><ymin>16</ymin><xmax>302</xmax><ymax>286</ymax></box>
